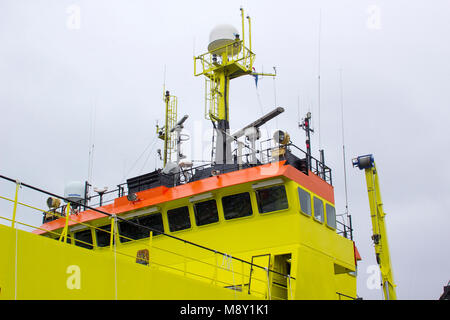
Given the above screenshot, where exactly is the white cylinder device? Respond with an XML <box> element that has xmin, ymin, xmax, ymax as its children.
<box><xmin>208</xmin><ymin>24</ymin><xmax>241</xmax><ymax>55</ymax></box>
<box><xmin>64</xmin><ymin>181</ymin><xmax>85</xmax><ymax>203</ymax></box>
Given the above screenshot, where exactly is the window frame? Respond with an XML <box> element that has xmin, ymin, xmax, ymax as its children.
<box><xmin>221</xmin><ymin>192</ymin><xmax>254</xmax><ymax>221</ymax></box>
<box><xmin>95</xmin><ymin>223</ymin><xmax>114</xmax><ymax>248</ymax></box>
<box><xmin>297</xmin><ymin>187</ymin><xmax>312</xmax><ymax>217</ymax></box>
<box><xmin>313</xmin><ymin>196</ymin><xmax>324</xmax><ymax>224</ymax></box>
<box><xmin>73</xmin><ymin>228</ymin><xmax>94</xmax><ymax>249</ymax></box>
<box><xmin>166</xmin><ymin>206</ymin><xmax>192</xmax><ymax>233</ymax></box>
<box><xmin>254</xmin><ymin>184</ymin><xmax>289</xmax><ymax>215</ymax></box>
<box><xmin>193</xmin><ymin>199</ymin><xmax>220</xmax><ymax>227</ymax></box>
<box><xmin>325</xmin><ymin>203</ymin><xmax>337</xmax><ymax>230</ymax></box>
<box><xmin>118</xmin><ymin>212</ymin><xmax>165</xmax><ymax>244</ymax></box>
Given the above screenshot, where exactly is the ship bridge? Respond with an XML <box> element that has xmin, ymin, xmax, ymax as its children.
<box><xmin>6</xmin><ymin>137</ymin><xmax>358</xmax><ymax>300</ymax></box>
<box><xmin>0</xmin><ymin>8</ymin><xmax>358</xmax><ymax>300</ymax></box>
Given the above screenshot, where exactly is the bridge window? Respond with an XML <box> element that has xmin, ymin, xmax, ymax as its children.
<box><xmin>52</xmin><ymin>233</ymin><xmax>72</xmax><ymax>244</ymax></box>
<box><xmin>298</xmin><ymin>187</ymin><xmax>311</xmax><ymax>216</ymax></box>
<box><xmin>313</xmin><ymin>197</ymin><xmax>324</xmax><ymax>223</ymax></box>
<box><xmin>167</xmin><ymin>206</ymin><xmax>191</xmax><ymax>232</ymax></box>
<box><xmin>222</xmin><ymin>192</ymin><xmax>253</xmax><ymax>220</ymax></box>
<box><xmin>74</xmin><ymin>229</ymin><xmax>93</xmax><ymax>249</ymax></box>
<box><xmin>119</xmin><ymin>213</ymin><xmax>164</xmax><ymax>243</ymax></box>
<box><xmin>194</xmin><ymin>199</ymin><xmax>219</xmax><ymax>226</ymax></box>
<box><xmin>326</xmin><ymin>204</ymin><xmax>336</xmax><ymax>229</ymax></box>
<box><xmin>96</xmin><ymin>224</ymin><xmax>114</xmax><ymax>247</ymax></box>
<box><xmin>255</xmin><ymin>185</ymin><xmax>288</xmax><ymax>214</ymax></box>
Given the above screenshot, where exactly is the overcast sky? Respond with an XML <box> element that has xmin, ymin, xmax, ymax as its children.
<box><xmin>0</xmin><ymin>0</ymin><xmax>449</xmax><ymax>300</ymax></box>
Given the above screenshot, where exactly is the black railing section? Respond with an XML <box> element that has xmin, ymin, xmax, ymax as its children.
<box><xmin>286</xmin><ymin>143</ymin><xmax>332</xmax><ymax>185</ymax></box>
<box><xmin>336</xmin><ymin>292</ymin><xmax>359</xmax><ymax>300</ymax></box>
<box><xmin>126</xmin><ymin>142</ymin><xmax>332</xmax><ymax>196</ymax></box>
<box><xmin>336</xmin><ymin>215</ymin><xmax>353</xmax><ymax>241</ymax></box>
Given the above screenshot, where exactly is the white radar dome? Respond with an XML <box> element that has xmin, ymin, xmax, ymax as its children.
<box><xmin>208</xmin><ymin>24</ymin><xmax>241</xmax><ymax>55</ymax></box>
<box><xmin>64</xmin><ymin>181</ymin><xmax>85</xmax><ymax>203</ymax></box>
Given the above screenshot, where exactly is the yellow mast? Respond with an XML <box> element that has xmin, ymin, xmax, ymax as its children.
<box><xmin>156</xmin><ymin>89</ymin><xmax>177</xmax><ymax>167</ymax></box>
<box><xmin>353</xmin><ymin>154</ymin><xmax>397</xmax><ymax>300</ymax></box>
<box><xmin>194</xmin><ymin>8</ymin><xmax>273</xmax><ymax>164</ymax></box>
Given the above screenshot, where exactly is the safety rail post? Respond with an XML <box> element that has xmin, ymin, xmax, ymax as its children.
<box><xmin>266</xmin><ymin>267</ymin><xmax>272</xmax><ymax>300</ymax></box>
<box><xmin>241</xmin><ymin>261</ymin><xmax>245</xmax><ymax>292</ymax></box>
<box><xmin>11</xmin><ymin>180</ymin><xmax>21</xmax><ymax>228</ymax></box>
<box><xmin>59</xmin><ymin>202</ymin><xmax>71</xmax><ymax>242</ymax></box>
<box><xmin>109</xmin><ymin>214</ymin><xmax>116</xmax><ymax>250</ymax></box>
<box><xmin>213</xmin><ymin>251</ymin><xmax>218</xmax><ymax>285</ymax></box>
<box><xmin>240</xmin><ymin>6</ymin><xmax>245</xmax><ymax>52</ymax></box>
<box><xmin>183</xmin><ymin>240</ymin><xmax>187</xmax><ymax>277</ymax></box>
<box><xmin>148</xmin><ymin>231</ymin><xmax>153</xmax><ymax>266</ymax></box>
<box><xmin>247</xmin><ymin>15</ymin><xmax>252</xmax><ymax>52</ymax></box>
<box><xmin>288</xmin><ymin>275</ymin><xmax>293</xmax><ymax>300</ymax></box>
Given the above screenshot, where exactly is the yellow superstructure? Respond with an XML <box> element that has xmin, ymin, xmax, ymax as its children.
<box><xmin>0</xmin><ymin>163</ymin><xmax>358</xmax><ymax>300</ymax></box>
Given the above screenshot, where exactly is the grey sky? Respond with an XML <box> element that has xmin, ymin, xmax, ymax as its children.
<box><xmin>0</xmin><ymin>0</ymin><xmax>449</xmax><ymax>300</ymax></box>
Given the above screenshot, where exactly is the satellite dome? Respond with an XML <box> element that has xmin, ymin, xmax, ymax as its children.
<box><xmin>64</xmin><ymin>181</ymin><xmax>85</xmax><ymax>203</ymax></box>
<box><xmin>208</xmin><ymin>24</ymin><xmax>241</xmax><ymax>55</ymax></box>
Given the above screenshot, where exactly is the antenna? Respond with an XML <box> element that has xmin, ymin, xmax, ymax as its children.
<box><xmin>317</xmin><ymin>9</ymin><xmax>322</xmax><ymax>150</ymax></box>
<box><xmin>163</xmin><ymin>64</ymin><xmax>167</xmax><ymax>94</ymax></box>
<box><xmin>299</xmin><ymin>112</ymin><xmax>314</xmax><ymax>171</ymax></box>
<box><xmin>273</xmin><ymin>66</ymin><xmax>278</xmax><ymax>128</ymax></box>
<box><xmin>87</xmin><ymin>99</ymin><xmax>96</xmax><ymax>196</ymax></box>
<box><xmin>340</xmin><ymin>69</ymin><xmax>350</xmax><ymax>223</ymax></box>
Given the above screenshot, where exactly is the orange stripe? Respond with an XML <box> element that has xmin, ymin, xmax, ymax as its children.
<box><xmin>284</xmin><ymin>166</ymin><xmax>335</xmax><ymax>203</ymax></box>
<box><xmin>33</xmin><ymin>161</ymin><xmax>334</xmax><ymax>234</ymax></box>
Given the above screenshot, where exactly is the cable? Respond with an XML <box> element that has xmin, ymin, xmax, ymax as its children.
<box><xmin>340</xmin><ymin>69</ymin><xmax>349</xmax><ymax>222</ymax></box>
<box><xmin>255</xmin><ymin>87</ymin><xmax>270</xmax><ymax>141</ymax></box>
<box><xmin>139</xmin><ymin>138</ymin><xmax>159</xmax><ymax>174</ymax></box>
<box><xmin>0</xmin><ymin>173</ymin><xmax>294</xmax><ymax>280</ymax></box>
<box><xmin>122</xmin><ymin>135</ymin><xmax>158</xmax><ymax>181</ymax></box>
<box><xmin>317</xmin><ymin>9</ymin><xmax>322</xmax><ymax>150</ymax></box>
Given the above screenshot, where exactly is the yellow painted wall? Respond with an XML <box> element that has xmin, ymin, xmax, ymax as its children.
<box><xmin>0</xmin><ymin>224</ymin><xmax>256</xmax><ymax>300</ymax></box>
<box><xmin>1</xmin><ymin>176</ymin><xmax>357</xmax><ymax>299</ymax></box>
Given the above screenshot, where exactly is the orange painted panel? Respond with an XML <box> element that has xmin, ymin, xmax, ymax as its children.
<box><xmin>34</xmin><ymin>161</ymin><xmax>334</xmax><ymax>234</ymax></box>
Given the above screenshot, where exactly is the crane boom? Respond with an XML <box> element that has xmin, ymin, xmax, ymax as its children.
<box><xmin>353</xmin><ymin>154</ymin><xmax>397</xmax><ymax>300</ymax></box>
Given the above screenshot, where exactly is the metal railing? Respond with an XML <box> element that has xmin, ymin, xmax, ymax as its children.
<box><xmin>336</xmin><ymin>216</ymin><xmax>353</xmax><ymax>240</ymax></box>
<box><xmin>336</xmin><ymin>292</ymin><xmax>358</xmax><ymax>300</ymax></box>
<box><xmin>0</xmin><ymin>174</ymin><xmax>294</xmax><ymax>300</ymax></box>
<box><xmin>287</xmin><ymin>143</ymin><xmax>332</xmax><ymax>185</ymax></box>
<box><xmin>127</xmin><ymin>140</ymin><xmax>333</xmax><ymax>195</ymax></box>
<box><xmin>194</xmin><ymin>39</ymin><xmax>255</xmax><ymax>77</ymax></box>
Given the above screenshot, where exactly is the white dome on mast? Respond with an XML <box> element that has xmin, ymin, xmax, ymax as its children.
<box><xmin>207</xmin><ymin>24</ymin><xmax>241</xmax><ymax>55</ymax></box>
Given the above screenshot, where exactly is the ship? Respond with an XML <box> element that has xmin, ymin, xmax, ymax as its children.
<box><xmin>0</xmin><ymin>8</ymin><xmax>369</xmax><ymax>301</ymax></box>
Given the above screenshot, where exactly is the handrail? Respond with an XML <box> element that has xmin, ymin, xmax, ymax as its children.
<box><xmin>0</xmin><ymin>184</ymin><xmax>290</xmax><ymax>299</ymax></box>
<box><xmin>194</xmin><ymin>40</ymin><xmax>255</xmax><ymax>77</ymax></box>
<box><xmin>0</xmin><ymin>173</ymin><xmax>295</xmax><ymax>284</ymax></box>
<box><xmin>0</xmin><ymin>211</ymin><xmax>273</xmax><ymax>297</ymax></box>
<box><xmin>336</xmin><ymin>292</ymin><xmax>358</xmax><ymax>300</ymax></box>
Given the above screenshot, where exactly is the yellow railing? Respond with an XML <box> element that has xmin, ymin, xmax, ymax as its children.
<box><xmin>194</xmin><ymin>40</ymin><xmax>255</xmax><ymax>77</ymax></box>
<box><xmin>0</xmin><ymin>176</ymin><xmax>294</xmax><ymax>300</ymax></box>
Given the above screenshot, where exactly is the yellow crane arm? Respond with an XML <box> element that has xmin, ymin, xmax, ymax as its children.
<box><xmin>353</xmin><ymin>154</ymin><xmax>397</xmax><ymax>300</ymax></box>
